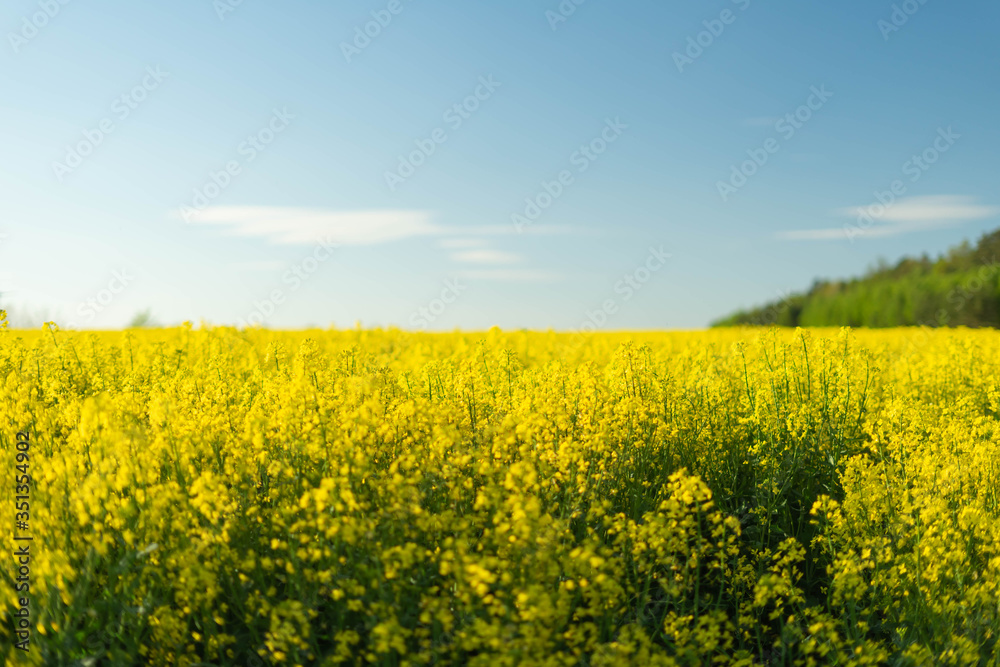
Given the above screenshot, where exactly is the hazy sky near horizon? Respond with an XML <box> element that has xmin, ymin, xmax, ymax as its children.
<box><xmin>1</xmin><ymin>0</ymin><xmax>998</xmax><ymax>330</ymax></box>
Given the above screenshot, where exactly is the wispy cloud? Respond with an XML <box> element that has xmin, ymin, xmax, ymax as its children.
<box><xmin>450</xmin><ymin>224</ymin><xmax>578</xmax><ymax>237</ymax></box>
<box><xmin>182</xmin><ymin>207</ymin><xmax>572</xmax><ymax>281</ymax></box>
<box><xmin>777</xmin><ymin>195</ymin><xmax>999</xmax><ymax>241</ymax></box>
<box><xmin>450</xmin><ymin>249</ymin><xmax>521</xmax><ymax>265</ymax></box>
<box><xmin>228</xmin><ymin>260</ymin><xmax>285</xmax><ymax>272</ymax></box>
<box><xmin>778</xmin><ymin>226</ymin><xmax>919</xmax><ymax>241</ymax></box>
<box><xmin>842</xmin><ymin>195</ymin><xmax>997</xmax><ymax>223</ymax></box>
<box><xmin>438</xmin><ymin>238</ymin><xmax>488</xmax><ymax>249</ymax></box>
<box><xmin>184</xmin><ymin>206</ymin><xmax>440</xmax><ymax>245</ymax></box>
<box><xmin>458</xmin><ymin>269</ymin><xmax>563</xmax><ymax>282</ymax></box>
<box><xmin>181</xmin><ymin>207</ymin><xmax>577</xmax><ymax>245</ymax></box>
<box><xmin>778</xmin><ymin>228</ymin><xmax>856</xmax><ymax>241</ymax></box>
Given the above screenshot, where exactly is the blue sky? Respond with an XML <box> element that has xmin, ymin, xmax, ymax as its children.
<box><xmin>1</xmin><ymin>0</ymin><xmax>997</xmax><ymax>330</ymax></box>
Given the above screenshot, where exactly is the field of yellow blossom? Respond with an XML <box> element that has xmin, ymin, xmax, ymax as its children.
<box><xmin>1</xmin><ymin>320</ymin><xmax>999</xmax><ymax>665</ymax></box>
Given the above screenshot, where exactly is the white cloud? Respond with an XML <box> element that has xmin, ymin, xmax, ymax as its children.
<box><xmin>185</xmin><ymin>206</ymin><xmax>440</xmax><ymax>245</ymax></box>
<box><xmin>459</xmin><ymin>269</ymin><xmax>563</xmax><ymax>282</ymax></box>
<box><xmin>450</xmin><ymin>224</ymin><xmax>577</xmax><ymax>236</ymax></box>
<box><xmin>228</xmin><ymin>260</ymin><xmax>284</xmax><ymax>272</ymax></box>
<box><xmin>777</xmin><ymin>228</ymin><xmax>844</xmax><ymax>241</ymax></box>
<box><xmin>438</xmin><ymin>238</ymin><xmax>487</xmax><ymax>249</ymax></box>
<box><xmin>180</xmin><ymin>207</ymin><xmax>579</xmax><ymax>246</ymax></box>
<box><xmin>841</xmin><ymin>195</ymin><xmax>998</xmax><ymax>223</ymax></box>
<box><xmin>778</xmin><ymin>226</ymin><xmax>903</xmax><ymax>241</ymax></box>
<box><xmin>450</xmin><ymin>249</ymin><xmax>521</xmax><ymax>265</ymax></box>
<box><xmin>180</xmin><ymin>207</ymin><xmax>578</xmax><ymax>286</ymax></box>
<box><xmin>777</xmin><ymin>195</ymin><xmax>999</xmax><ymax>241</ymax></box>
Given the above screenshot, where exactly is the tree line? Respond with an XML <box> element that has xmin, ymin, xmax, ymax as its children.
<box><xmin>713</xmin><ymin>229</ymin><xmax>1000</xmax><ymax>328</ymax></box>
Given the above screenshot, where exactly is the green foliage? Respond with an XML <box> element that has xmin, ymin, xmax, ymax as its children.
<box><xmin>127</xmin><ymin>309</ymin><xmax>158</xmax><ymax>329</ymax></box>
<box><xmin>714</xmin><ymin>229</ymin><xmax>1000</xmax><ymax>328</ymax></box>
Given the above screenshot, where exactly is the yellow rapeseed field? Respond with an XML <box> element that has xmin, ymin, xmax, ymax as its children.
<box><xmin>2</xmin><ymin>319</ymin><xmax>999</xmax><ymax>665</ymax></box>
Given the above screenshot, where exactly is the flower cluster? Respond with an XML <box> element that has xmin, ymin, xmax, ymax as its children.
<box><xmin>0</xmin><ymin>323</ymin><xmax>997</xmax><ymax>665</ymax></box>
